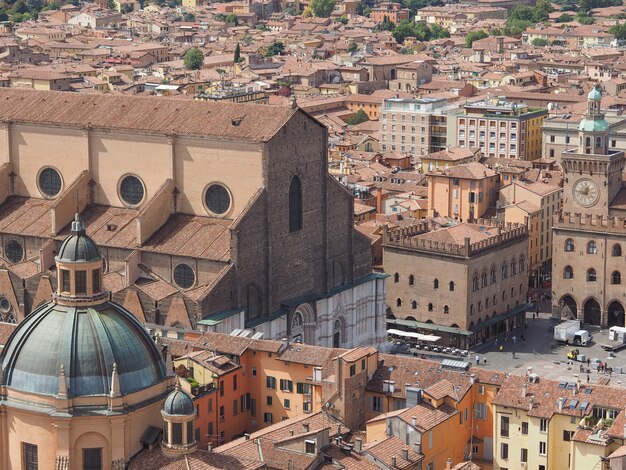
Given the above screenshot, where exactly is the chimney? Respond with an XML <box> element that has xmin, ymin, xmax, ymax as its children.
<box><xmin>406</xmin><ymin>386</ymin><xmax>422</xmax><ymax>407</ymax></box>
<box><xmin>558</xmin><ymin>398</ymin><xmax>564</xmax><ymax>412</ymax></box>
<box><xmin>623</xmin><ymin>424</ymin><xmax>626</xmax><ymax>439</ymax></box>
<box><xmin>207</xmin><ymin>443</ymin><xmax>212</xmax><ymax>452</ymax></box>
<box><xmin>376</xmin><ymin>188</ymin><xmax>383</xmax><ymax>214</ymax></box>
<box><xmin>402</xmin><ymin>448</ymin><xmax>409</xmax><ymax>461</ymax></box>
<box><xmin>446</xmin><ymin>458</ymin><xmax>453</xmax><ymax>470</ymax></box>
<box><xmin>280</xmin><ymin>337</ymin><xmax>289</xmax><ymax>352</ymax></box>
<box><xmin>522</xmin><ymin>383</ymin><xmax>527</xmax><ymax>398</ymax></box>
<box><xmin>337</xmin><ymin>424</ymin><xmax>341</xmax><ymax>436</ymax></box>
<box><xmin>412</xmin><ymin>416</ymin><xmax>417</xmax><ymax>427</ymax></box>
<box><xmin>391</xmin><ymin>456</ymin><xmax>397</xmax><ymax>468</ymax></box>
<box><xmin>389</xmin><ymin>381</ymin><xmax>396</xmax><ymax>393</ymax></box>
<box><xmin>354</xmin><ymin>438</ymin><xmax>363</xmax><ymax>452</ymax></box>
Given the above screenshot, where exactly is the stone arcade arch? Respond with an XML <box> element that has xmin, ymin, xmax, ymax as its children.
<box><xmin>583</xmin><ymin>298</ymin><xmax>601</xmax><ymax>326</ymax></box>
<box><xmin>607</xmin><ymin>301</ymin><xmax>625</xmax><ymax>328</ymax></box>
<box><xmin>560</xmin><ymin>295</ymin><xmax>577</xmax><ymax>319</ymax></box>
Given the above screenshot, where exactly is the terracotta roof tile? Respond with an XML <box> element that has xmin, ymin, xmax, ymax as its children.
<box><xmin>0</xmin><ymin>88</ymin><xmax>297</xmax><ymax>142</ymax></box>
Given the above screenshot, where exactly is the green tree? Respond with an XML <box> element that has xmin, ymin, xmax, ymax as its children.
<box><xmin>225</xmin><ymin>13</ymin><xmax>238</xmax><ymax>24</ymax></box>
<box><xmin>311</xmin><ymin>0</ymin><xmax>335</xmax><ymax>17</ymax></box>
<box><xmin>347</xmin><ymin>42</ymin><xmax>358</xmax><ymax>53</ymax></box>
<box><xmin>107</xmin><ymin>0</ymin><xmax>116</xmax><ymax>8</ymax></box>
<box><xmin>576</xmin><ymin>14</ymin><xmax>595</xmax><ymax>24</ymax></box>
<box><xmin>346</xmin><ymin>109</ymin><xmax>369</xmax><ymax>125</ymax></box>
<box><xmin>465</xmin><ymin>29</ymin><xmax>488</xmax><ymax>48</ymax></box>
<box><xmin>234</xmin><ymin>43</ymin><xmax>241</xmax><ymax>63</ymax></box>
<box><xmin>609</xmin><ymin>22</ymin><xmax>626</xmax><ymax>39</ymax></box>
<box><xmin>266</xmin><ymin>40</ymin><xmax>285</xmax><ymax>57</ymax></box>
<box><xmin>335</xmin><ymin>15</ymin><xmax>348</xmax><ymax>24</ymax></box>
<box><xmin>556</xmin><ymin>13</ymin><xmax>574</xmax><ymax>22</ymax></box>
<box><xmin>183</xmin><ymin>12</ymin><xmax>195</xmax><ymax>21</ymax></box>
<box><xmin>183</xmin><ymin>48</ymin><xmax>204</xmax><ymax>70</ymax></box>
<box><xmin>531</xmin><ymin>37</ymin><xmax>549</xmax><ymax>46</ymax></box>
<box><xmin>378</xmin><ymin>15</ymin><xmax>395</xmax><ymax>31</ymax></box>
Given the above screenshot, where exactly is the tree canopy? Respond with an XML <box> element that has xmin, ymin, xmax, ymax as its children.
<box><xmin>465</xmin><ymin>29</ymin><xmax>488</xmax><ymax>48</ymax></box>
<box><xmin>311</xmin><ymin>0</ymin><xmax>335</xmax><ymax>17</ymax></box>
<box><xmin>609</xmin><ymin>22</ymin><xmax>626</xmax><ymax>39</ymax></box>
<box><xmin>266</xmin><ymin>40</ymin><xmax>285</xmax><ymax>57</ymax></box>
<box><xmin>183</xmin><ymin>48</ymin><xmax>204</xmax><ymax>70</ymax></box>
<box><xmin>346</xmin><ymin>109</ymin><xmax>369</xmax><ymax>125</ymax></box>
<box><xmin>226</xmin><ymin>13</ymin><xmax>238</xmax><ymax>24</ymax></box>
<box><xmin>391</xmin><ymin>19</ymin><xmax>450</xmax><ymax>43</ymax></box>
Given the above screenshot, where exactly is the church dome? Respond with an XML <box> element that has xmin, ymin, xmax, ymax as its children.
<box><xmin>163</xmin><ymin>383</ymin><xmax>195</xmax><ymax>415</ymax></box>
<box><xmin>0</xmin><ymin>213</ymin><xmax>167</xmax><ymax>398</ymax></box>
<box><xmin>56</xmin><ymin>215</ymin><xmax>100</xmax><ymax>263</ymax></box>
<box><xmin>588</xmin><ymin>85</ymin><xmax>602</xmax><ymax>102</ymax></box>
<box><xmin>0</xmin><ymin>301</ymin><xmax>167</xmax><ymax>397</ymax></box>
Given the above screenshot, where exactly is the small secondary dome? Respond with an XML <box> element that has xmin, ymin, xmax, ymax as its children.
<box><xmin>163</xmin><ymin>383</ymin><xmax>195</xmax><ymax>415</ymax></box>
<box><xmin>588</xmin><ymin>85</ymin><xmax>602</xmax><ymax>102</ymax></box>
<box><xmin>56</xmin><ymin>214</ymin><xmax>101</xmax><ymax>263</ymax></box>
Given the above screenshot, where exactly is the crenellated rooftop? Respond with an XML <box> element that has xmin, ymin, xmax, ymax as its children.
<box><xmin>554</xmin><ymin>211</ymin><xmax>626</xmax><ymax>234</ymax></box>
<box><xmin>383</xmin><ymin>218</ymin><xmax>527</xmax><ymax>258</ymax></box>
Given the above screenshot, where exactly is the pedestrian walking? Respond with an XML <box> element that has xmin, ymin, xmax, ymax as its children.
<box><xmin>587</xmin><ymin>374</ymin><xmax>590</xmax><ymax>383</ymax></box>
<box><xmin>499</xmin><ymin>345</ymin><xmax>504</xmax><ymax>352</ymax></box>
<box><xmin>512</xmin><ymin>335</ymin><xmax>517</xmax><ymax>344</ymax></box>
<box><xmin>483</xmin><ymin>358</ymin><xmax>487</xmax><ymax>365</ymax></box>
<box><xmin>495</xmin><ymin>338</ymin><xmax>498</xmax><ymax>346</ymax></box>
<box><xmin>587</xmin><ymin>358</ymin><xmax>591</xmax><ymax>367</ymax></box>
<box><xmin>475</xmin><ymin>355</ymin><xmax>480</xmax><ymax>366</ymax></box>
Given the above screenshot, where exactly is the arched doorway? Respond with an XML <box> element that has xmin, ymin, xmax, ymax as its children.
<box><xmin>583</xmin><ymin>298</ymin><xmax>601</xmax><ymax>325</ymax></box>
<box><xmin>560</xmin><ymin>295</ymin><xmax>577</xmax><ymax>319</ymax></box>
<box><xmin>607</xmin><ymin>301</ymin><xmax>625</xmax><ymax>328</ymax></box>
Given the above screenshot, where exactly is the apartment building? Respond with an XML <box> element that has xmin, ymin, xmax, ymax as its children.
<box><xmin>451</xmin><ymin>98</ymin><xmax>548</xmax><ymax>161</ymax></box>
<box><xmin>370</xmin><ymin>2</ymin><xmax>410</xmax><ymax>23</ymax></box>
<box><xmin>500</xmin><ymin>181</ymin><xmax>562</xmax><ymax>286</ymax></box>
<box><xmin>384</xmin><ymin>219</ymin><xmax>529</xmax><ymax>347</ymax></box>
<box><xmin>493</xmin><ymin>372</ymin><xmax>626</xmax><ymax>470</ymax></box>
<box><xmin>428</xmin><ymin>161</ymin><xmax>500</xmax><ymax>221</ymax></box>
<box><xmin>380</xmin><ymin>97</ymin><xmax>461</xmax><ymax>158</ymax></box>
<box><xmin>541</xmin><ymin>110</ymin><xmax>626</xmax><ymax>164</ymax></box>
<box><xmin>415</xmin><ymin>4</ymin><xmax>507</xmax><ymax>27</ymax></box>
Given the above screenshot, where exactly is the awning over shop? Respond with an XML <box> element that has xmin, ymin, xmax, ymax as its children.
<box><xmin>387</xmin><ymin>319</ymin><xmax>473</xmax><ymax>337</ymax></box>
<box><xmin>387</xmin><ymin>328</ymin><xmax>441</xmax><ymax>342</ymax></box>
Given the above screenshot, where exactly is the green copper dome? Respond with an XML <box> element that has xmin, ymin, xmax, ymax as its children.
<box><xmin>579</xmin><ymin>118</ymin><xmax>609</xmax><ymax>132</ymax></box>
<box><xmin>588</xmin><ymin>85</ymin><xmax>602</xmax><ymax>101</ymax></box>
<box><xmin>0</xmin><ymin>301</ymin><xmax>167</xmax><ymax>398</ymax></box>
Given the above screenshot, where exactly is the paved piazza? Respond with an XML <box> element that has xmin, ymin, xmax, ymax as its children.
<box><xmin>403</xmin><ymin>297</ymin><xmax>626</xmax><ymax>386</ymax></box>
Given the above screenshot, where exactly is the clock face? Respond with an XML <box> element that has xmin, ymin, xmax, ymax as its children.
<box><xmin>573</xmin><ymin>179</ymin><xmax>600</xmax><ymax>208</ymax></box>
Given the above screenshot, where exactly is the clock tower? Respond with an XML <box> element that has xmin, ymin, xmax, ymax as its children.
<box><xmin>561</xmin><ymin>84</ymin><xmax>625</xmax><ymax>216</ymax></box>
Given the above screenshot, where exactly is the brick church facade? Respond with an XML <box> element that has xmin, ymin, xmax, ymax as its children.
<box><xmin>0</xmin><ymin>88</ymin><xmax>387</xmax><ymax>347</ymax></box>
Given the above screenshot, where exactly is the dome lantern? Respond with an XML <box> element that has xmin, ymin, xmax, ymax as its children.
<box><xmin>54</xmin><ymin>213</ymin><xmax>106</xmax><ymax>306</ymax></box>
